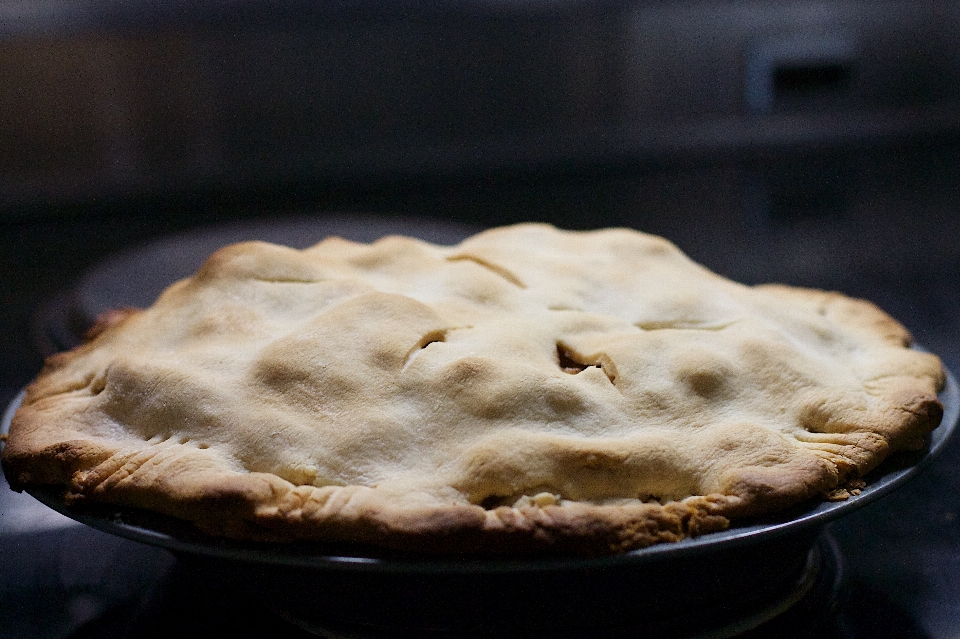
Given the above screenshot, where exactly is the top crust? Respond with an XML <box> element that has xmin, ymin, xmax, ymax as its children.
<box><xmin>0</xmin><ymin>224</ymin><xmax>945</xmax><ymax>555</ymax></box>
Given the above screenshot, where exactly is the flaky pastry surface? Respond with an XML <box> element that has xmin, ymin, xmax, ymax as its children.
<box><xmin>1</xmin><ymin>224</ymin><xmax>945</xmax><ymax>555</ymax></box>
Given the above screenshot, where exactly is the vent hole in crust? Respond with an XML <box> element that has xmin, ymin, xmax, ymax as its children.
<box><xmin>89</xmin><ymin>376</ymin><xmax>106</xmax><ymax>395</ymax></box>
<box><xmin>556</xmin><ymin>344</ymin><xmax>619</xmax><ymax>389</ymax></box>
<box><xmin>479</xmin><ymin>494</ymin><xmax>512</xmax><ymax>510</ymax></box>
<box><xmin>557</xmin><ymin>343</ymin><xmax>596</xmax><ymax>374</ymax></box>
<box><xmin>446</xmin><ymin>255</ymin><xmax>526</xmax><ymax>288</ymax></box>
<box><xmin>417</xmin><ymin>330</ymin><xmax>447</xmax><ymax>350</ymax></box>
<box><xmin>635</xmin><ymin>320</ymin><xmax>739</xmax><ymax>332</ymax></box>
<box><xmin>403</xmin><ymin>330</ymin><xmax>449</xmax><ymax>370</ymax></box>
<box><xmin>478</xmin><ymin>492</ymin><xmax>564</xmax><ymax>510</ymax></box>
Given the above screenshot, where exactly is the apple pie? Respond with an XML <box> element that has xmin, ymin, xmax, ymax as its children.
<box><xmin>1</xmin><ymin>224</ymin><xmax>945</xmax><ymax>555</ymax></box>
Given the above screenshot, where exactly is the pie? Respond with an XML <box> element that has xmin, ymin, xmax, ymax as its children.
<box><xmin>0</xmin><ymin>223</ymin><xmax>946</xmax><ymax>555</ymax></box>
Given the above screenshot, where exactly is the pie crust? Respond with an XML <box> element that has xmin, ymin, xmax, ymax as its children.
<box><xmin>1</xmin><ymin>224</ymin><xmax>945</xmax><ymax>555</ymax></box>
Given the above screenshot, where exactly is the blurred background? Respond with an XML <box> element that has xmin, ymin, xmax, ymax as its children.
<box><xmin>2</xmin><ymin>2</ymin><xmax>960</xmax><ymax>637</ymax></box>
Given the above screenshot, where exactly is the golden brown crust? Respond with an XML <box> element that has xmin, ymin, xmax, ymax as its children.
<box><xmin>0</xmin><ymin>224</ymin><xmax>946</xmax><ymax>555</ymax></box>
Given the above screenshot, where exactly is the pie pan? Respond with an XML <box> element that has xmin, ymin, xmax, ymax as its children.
<box><xmin>4</xmin><ymin>364</ymin><xmax>957</xmax><ymax>638</ymax></box>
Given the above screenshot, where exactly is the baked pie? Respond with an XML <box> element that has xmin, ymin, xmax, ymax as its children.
<box><xmin>1</xmin><ymin>224</ymin><xmax>945</xmax><ymax>555</ymax></box>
